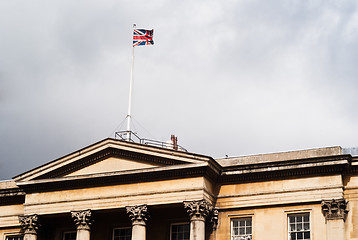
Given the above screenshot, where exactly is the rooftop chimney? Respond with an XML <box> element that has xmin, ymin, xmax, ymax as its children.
<box><xmin>171</xmin><ymin>135</ymin><xmax>178</xmax><ymax>150</ymax></box>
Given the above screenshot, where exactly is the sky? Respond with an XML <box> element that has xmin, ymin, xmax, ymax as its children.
<box><xmin>1</xmin><ymin>0</ymin><xmax>358</xmax><ymax>180</ymax></box>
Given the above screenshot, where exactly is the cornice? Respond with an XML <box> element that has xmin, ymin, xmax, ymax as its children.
<box><xmin>220</xmin><ymin>155</ymin><xmax>351</xmax><ymax>183</ymax></box>
<box><xmin>16</xmin><ymin>162</ymin><xmax>220</xmax><ymax>193</ymax></box>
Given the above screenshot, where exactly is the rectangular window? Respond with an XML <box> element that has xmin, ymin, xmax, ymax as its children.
<box><xmin>63</xmin><ymin>231</ymin><xmax>76</xmax><ymax>240</ymax></box>
<box><xmin>288</xmin><ymin>213</ymin><xmax>310</xmax><ymax>240</ymax></box>
<box><xmin>170</xmin><ymin>223</ymin><xmax>190</xmax><ymax>240</ymax></box>
<box><xmin>231</xmin><ymin>217</ymin><xmax>252</xmax><ymax>240</ymax></box>
<box><xmin>113</xmin><ymin>227</ymin><xmax>132</xmax><ymax>240</ymax></box>
<box><xmin>6</xmin><ymin>236</ymin><xmax>23</xmax><ymax>240</ymax></box>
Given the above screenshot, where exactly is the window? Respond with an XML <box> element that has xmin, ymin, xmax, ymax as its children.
<box><xmin>6</xmin><ymin>236</ymin><xmax>23</xmax><ymax>240</ymax></box>
<box><xmin>113</xmin><ymin>227</ymin><xmax>132</xmax><ymax>240</ymax></box>
<box><xmin>288</xmin><ymin>213</ymin><xmax>310</xmax><ymax>240</ymax></box>
<box><xmin>231</xmin><ymin>217</ymin><xmax>252</xmax><ymax>240</ymax></box>
<box><xmin>63</xmin><ymin>231</ymin><xmax>76</xmax><ymax>240</ymax></box>
<box><xmin>170</xmin><ymin>223</ymin><xmax>190</xmax><ymax>240</ymax></box>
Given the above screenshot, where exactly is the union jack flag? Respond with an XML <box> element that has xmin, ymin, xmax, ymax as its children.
<box><xmin>133</xmin><ymin>29</ymin><xmax>154</xmax><ymax>47</ymax></box>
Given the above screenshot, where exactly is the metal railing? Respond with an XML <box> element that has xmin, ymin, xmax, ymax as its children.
<box><xmin>115</xmin><ymin>131</ymin><xmax>187</xmax><ymax>152</ymax></box>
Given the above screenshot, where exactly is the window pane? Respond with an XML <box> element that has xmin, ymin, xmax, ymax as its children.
<box><xmin>304</xmin><ymin>231</ymin><xmax>310</xmax><ymax>239</ymax></box>
<box><xmin>304</xmin><ymin>223</ymin><xmax>309</xmax><ymax>230</ymax></box>
<box><xmin>114</xmin><ymin>228</ymin><xmax>131</xmax><ymax>240</ymax></box>
<box><xmin>64</xmin><ymin>232</ymin><xmax>76</xmax><ymax>240</ymax></box>
<box><xmin>246</xmin><ymin>219</ymin><xmax>252</xmax><ymax>227</ymax></box>
<box><xmin>290</xmin><ymin>233</ymin><xmax>297</xmax><ymax>240</ymax></box>
<box><xmin>171</xmin><ymin>223</ymin><xmax>190</xmax><ymax>240</ymax></box>
<box><xmin>297</xmin><ymin>223</ymin><xmax>302</xmax><ymax>231</ymax></box>
<box><xmin>290</xmin><ymin>223</ymin><xmax>296</xmax><ymax>231</ymax></box>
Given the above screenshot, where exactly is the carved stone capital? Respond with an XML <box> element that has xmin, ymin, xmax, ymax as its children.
<box><xmin>321</xmin><ymin>199</ymin><xmax>349</xmax><ymax>221</ymax></box>
<box><xmin>210</xmin><ymin>208</ymin><xmax>219</xmax><ymax>230</ymax></box>
<box><xmin>71</xmin><ymin>209</ymin><xmax>93</xmax><ymax>230</ymax></box>
<box><xmin>184</xmin><ymin>200</ymin><xmax>213</xmax><ymax>221</ymax></box>
<box><xmin>126</xmin><ymin>204</ymin><xmax>150</xmax><ymax>226</ymax></box>
<box><xmin>19</xmin><ymin>214</ymin><xmax>40</xmax><ymax>235</ymax></box>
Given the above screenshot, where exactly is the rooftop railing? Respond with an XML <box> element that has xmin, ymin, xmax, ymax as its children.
<box><xmin>115</xmin><ymin>131</ymin><xmax>187</xmax><ymax>152</ymax></box>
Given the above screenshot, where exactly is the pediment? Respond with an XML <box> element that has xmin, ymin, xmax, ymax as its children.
<box><xmin>65</xmin><ymin>157</ymin><xmax>165</xmax><ymax>177</ymax></box>
<box><xmin>14</xmin><ymin>138</ymin><xmax>212</xmax><ymax>182</ymax></box>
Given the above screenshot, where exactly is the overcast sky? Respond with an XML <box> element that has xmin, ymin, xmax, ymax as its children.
<box><xmin>1</xmin><ymin>0</ymin><xmax>358</xmax><ymax>180</ymax></box>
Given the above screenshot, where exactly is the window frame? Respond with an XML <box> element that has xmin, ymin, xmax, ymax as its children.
<box><xmin>169</xmin><ymin>222</ymin><xmax>190</xmax><ymax>240</ymax></box>
<box><xmin>5</xmin><ymin>236</ymin><xmax>23</xmax><ymax>240</ymax></box>
<box><xmin>4</xmin><ymin>232</ymin><xmax>23</xmax><ymax>240</ymax></box>
<box><xmin>230</xmin><ymin>217</ymin><xmax>253</xmax><ymax>240</ymax></box>
<box><xmin>287</xmin><ymin>211</ymin><xmax>311</xmax><ymax>240</ymax></box>
<box><xmin>112</xmin><ymin>227</ymin><xmax>132</xmax><ymax>240</ymax></box>
<box><xmin>62</xmin><ymin>231</ymin><xmax>76</xmax><ymax>240</ymax></box>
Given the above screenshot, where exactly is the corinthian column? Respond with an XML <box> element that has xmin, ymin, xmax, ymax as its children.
<box><xmin>71</xmin><ymin>209</ymin><xmax>93</xmax><ymax>240</ymax></box>
<box><xmin>19</xmin><ymin>214</ymin><xmax>39</xmax><ymax>240</ymax></box>
<box><xmin>321</xmin><ymin>199</ymin><xmax>348</xmax><ymax>240</ymax></box>
<box><xmin>126</xmin><ymin>204</ymin><xmax>150</xmax><ymax>240</ymax></box>
<box><xmin>184</xmin><ymin>200</ymin><xmax>213</xmax><ymax>240</ymax></box>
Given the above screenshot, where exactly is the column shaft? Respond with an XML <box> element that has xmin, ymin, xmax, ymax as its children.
<box><xmin>76</xmin><ymin>229</ymin><xmax>91</xmax><ymax>240</ymax></box>
<box><xmin>190</xmin><ymin>219</ymin><xmax>205</xmax><ymax>240</ymax></box>
<box><xmin>23</xmin><ymin>234</ymin><xmax>37</xmax><ymax>240</ymax></box>
<box><xmin>132</xmin><ymin>224</ymin><xmax>146</xmax><ymax>240</ymax></box>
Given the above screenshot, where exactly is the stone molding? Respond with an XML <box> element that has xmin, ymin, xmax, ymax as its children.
<box><xmin>71</xmin><ymin>209</ymin><xmax>93</xmax><ymax>230</ymax></box>
<box><xmin>184</xmin><ymin>200</ymin><xmax>213</xmax><ymax>221</ymax></box>
<box><xmin>18</xmin><ymin>214</ymin><xmax>39</xmax><ymax>235</ymax></box>
<box><xmin>126</xmin><ymin>204</ymin><xmax>150</xmax><ymax>226</ymax></box>
<box><xmin>321</xmin><ymin>199</ymin><xmax>349</xmax><ymax>221</ymax></box>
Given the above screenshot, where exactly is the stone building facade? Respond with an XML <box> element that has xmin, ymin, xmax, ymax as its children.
<box><xmin>0</xmin><ymin>138</ymin><xmax>357</xmax><ymax>240</ymax></box>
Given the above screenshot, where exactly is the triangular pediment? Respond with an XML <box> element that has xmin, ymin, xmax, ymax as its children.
<box><xmin>65</xmin><ymin>157</ymin><xmax>165</xmax><ymax>177</ymax></box>
<box><xmin>14</xmin><ymin>138</ymin><xmax>212</xmax><ymax>182</ymax></box>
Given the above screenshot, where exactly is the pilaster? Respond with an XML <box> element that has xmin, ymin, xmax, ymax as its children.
<box><xmin>321</xmin><ymin>199</ymin><xmax>348</xmax><ymax>240</ymax></box>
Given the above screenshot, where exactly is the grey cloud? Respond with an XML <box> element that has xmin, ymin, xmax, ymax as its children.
<box><xmin>1</xmin><ymin>0</ymin><xmax>358</xmax><ymax>180</ymax></box>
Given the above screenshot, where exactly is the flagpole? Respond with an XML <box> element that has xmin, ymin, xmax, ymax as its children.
<box><xmin>126</xmin><ymin>24</ymin><xmax>136</xmax><ymax>141</ymax></box>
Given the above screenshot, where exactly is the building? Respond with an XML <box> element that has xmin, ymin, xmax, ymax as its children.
<box><xmin>0</xmin><ymin>138</ymin><xmax>357</xmax><ymax>240</ymax></box>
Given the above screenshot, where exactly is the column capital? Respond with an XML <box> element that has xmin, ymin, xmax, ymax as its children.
<box><xmin>126</xmin><ymin>204</ymin><xmax>150</xmax><ymax>226</ymax></box>
<box><xmin>71</xmin><ymin>209</ymin><xmax>93</xmax><ymax>230</ymax></box>
<box><xmin>184</xmin><ymin>200</ymin><xmax>213</xmax><ymax>221</ymax></box>
<box><xmin>210</xmin><ymin>208</ymin><xmax>219</xmax><ymax>230</ymax></box>
<box><xmin>19</xmin><ymin>214</ymin><xmax>40</xmax><ymax>235</ymax></box>
<box><xmin>321</xmin><ymin>199</ymin><xmax>349</xmax><ymax>221</ymax></box>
